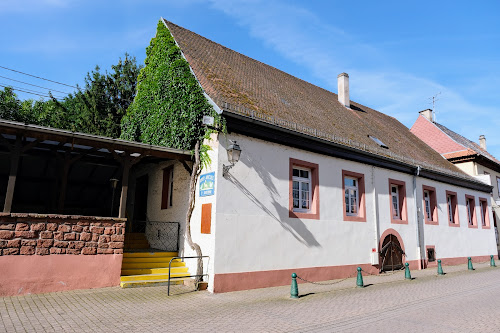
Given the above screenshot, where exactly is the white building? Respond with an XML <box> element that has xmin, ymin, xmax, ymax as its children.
<box><xmin>126</xmin><ymin>20</ymin><xmax>497</xmax><ymax>293</ymax></box>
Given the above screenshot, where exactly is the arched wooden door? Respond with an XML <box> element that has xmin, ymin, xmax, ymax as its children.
<box><xmin>380</xmin><ymin>234</ymin><xmax>404</xmax><ymax>271</ymax></box>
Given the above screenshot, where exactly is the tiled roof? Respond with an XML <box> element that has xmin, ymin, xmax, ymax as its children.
<box><xmin>164</xmin><ymin>19</ymin><xmax>471</xmax><ymax>177</ymax></box>
<box><xmin>433</xmin><ymin>122</ymin><xmax>500</xmax><ymax>165</ymax></box>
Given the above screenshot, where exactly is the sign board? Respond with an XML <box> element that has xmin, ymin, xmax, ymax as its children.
<box><xmin>203</xmin><ymin>116</ymin><xmax>214</xmax><ymax>126</ymax></box>
<box><xmin>199</xmin><ymin>172</ymin><xmax>215</xmax><ymax>197</ymax></box>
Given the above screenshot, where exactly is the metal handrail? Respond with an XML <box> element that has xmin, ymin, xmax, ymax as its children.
<box><xmin>168</xmin><ymin>255</ymin><xmax>210</xmax><ymax>296</ymax></box>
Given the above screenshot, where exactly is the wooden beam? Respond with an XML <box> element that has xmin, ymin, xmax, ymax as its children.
<box><xmin>3</xmin><ymin>136</ymin><xmax>22</xmax><ymax>213</ymax></box>
<box><xmin>118</xmin><ymin>159</ymin><xmax>131</xmax><ymax>219</ymax></box>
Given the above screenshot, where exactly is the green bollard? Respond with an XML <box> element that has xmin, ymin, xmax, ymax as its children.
<box><xmin>490</xmin><ymin>255</ymin><xmax>496</xmax><ymax>267</ymax></box>
<box><xmin>437</xmin><ymin>259</ymin><xmax>444</xmax><ymax>275</ymax></box>
<box><xmin>468</xmin><ymin>257</ymin><xmax>474</xmax><ymax>270</ymax></box>
<box><xmin>405</xmin><ymin>262</ymin><xmax>412</xmax><ymax>280</ymax></box>
<box><xmin>356</xmin><ymin>267</ymin><xmax>364</xmax><ymax>288</ymax></box>
<box><xmin>290</xmin><ymin>273</ymin><xmax>299</xmax><ymax>299</ymax></box>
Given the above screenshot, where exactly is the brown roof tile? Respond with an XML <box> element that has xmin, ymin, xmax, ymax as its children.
<box><xmin>164</xmin><ymin>19</ymin><xmax>470</xmax><ymax>177</ymax></box>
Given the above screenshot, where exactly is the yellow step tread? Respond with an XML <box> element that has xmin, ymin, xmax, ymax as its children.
<box><xmin>121</xmin><ymin>267</ymin><xmax>189</xmax><ymax>275</ymax></box>
<box><xmin>123</xmin><ymin>252</ymin><xmax>178</xmax><ymax>258</ymax></box>
<box><xmin>120</xmin><ymin>279</ymin><xmax>187</xmax><ymax>288</ymax></box>
<box><xmin>120</xmin><ymin>273</ymin><xmax>191</xmax><ymax>282</ymax></box>
<box><xmin>121</xmin><ymin>262</ymin><xmax>185</xmax><ymax>269</ymax></box>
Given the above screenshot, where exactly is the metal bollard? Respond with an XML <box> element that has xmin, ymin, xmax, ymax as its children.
<box><xmin>356</xmin><ymin>267</ymin><xmax>364</xmax><ymax>288</ymax></box>
<box><xmin>468</xmin><ymin>257</ymin><xmax>474</xmax><ymax>270</ymax></box>
<box><xmin>290</xmin><ymin>273</ymin><xmax>299</xmax><ymax>299</ymax></box>
<box><xmin>437</xmin><ymin>259</ymin><xmax>444</xmax><ymax>275</ymax></box>
<box><xmin>405</xmin><ymin>262</ymin><xmax>411</xmax><ymax>280</ymax></box>
<box><xmin>491</xmin><ymin>255</ymin><xmax>496</xmax><ymax>267</ymax></box>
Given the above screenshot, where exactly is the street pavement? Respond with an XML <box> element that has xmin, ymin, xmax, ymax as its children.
<box><xmin>1</xmin><ymin>261</ymin><xmax>500</xmax><ymax>332</ymax></box>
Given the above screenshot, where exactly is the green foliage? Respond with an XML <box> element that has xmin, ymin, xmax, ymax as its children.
<box><xmin>0</xmin><ymin>54</ymin><xmax>141</xmax><ymax>138</ymax></box>
<box><xmin>121</xmin><ymin>20</ymin><xmax>223</xmax><ymax>157</ymax></box>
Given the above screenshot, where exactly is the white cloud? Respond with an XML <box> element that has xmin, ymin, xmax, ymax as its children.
<box><xmin>208</xmin><ymin>0</ymin><xmax>500</xmax><ymax>158</ymax></box>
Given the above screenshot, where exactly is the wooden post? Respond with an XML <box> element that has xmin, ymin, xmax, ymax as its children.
<box><xmin>118</xmin><ymin>159</ymin><xmax>131</xmax><ymax>218</ymax></box>
<box><xmin>3</xmin><ymin>136</ymin><xmax>22</xmax><ymax>213</ymax></box>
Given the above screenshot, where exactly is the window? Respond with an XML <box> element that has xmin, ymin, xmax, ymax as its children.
<box><xmin>497</xmin><ymin>177</ymin><xmax>500</xmax><ymax>197</ymax></box>
<box><xmin>342</xmin><ymin>170</ymin><xmax>366</xmax><ymax>222</ymax></box>
<box><xmin>465</xmin><ymin>195</ymin><xmax>477</xmax><ymax>228</ymax></box>
<box><xmin>427</xmin><ymin>247</ymin><xmax>436</xmax><ymax>262</ymax></box>
<box><xmin>161</xmin><ymin>166</ymin><xmax>174</xmax><ymax>209</ymax></box>
<box><xmin>292</xmin><ymin>167</ymin><xmax>311</xmax><ymax>212</ymax></box>
<box><xmin>446</xmin><ymin>191</ymin><xmax>459</xmax><ymax>227</ymax></box>
<box><xmin>479</xmin><ymin>197</ymin><xmax>490</xmax><ymax>228</ymax></box>
<box><xmin>422</xmin><ymin>185</ymin><xmax>438</xmax><ymax>224</ymax></box>
<box><xmin>289</xmin><ymin>158</ymin><xmax>319</xmax><ymax>219</ymax></box>
<box><xmin>389</xmin><ymin>179</ymin><xmax>407</xmax><ymax>224</ymax></box>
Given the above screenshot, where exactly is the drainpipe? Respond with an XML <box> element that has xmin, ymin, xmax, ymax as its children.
<box><xmin>372</xmin><ymin>166</ymin><xmax>381</xmax><ymax>269</ymax></box>
<box><xmin>413</xmin><ymin>166</ymin><xmax>423</xmax><ymax>270</ymax></box>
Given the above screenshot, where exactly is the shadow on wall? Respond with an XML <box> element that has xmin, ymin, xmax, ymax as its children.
<box><xmin>225</xmin><ymin>152</ymin><xmax>320</xmax><ymax>248</ymax></box>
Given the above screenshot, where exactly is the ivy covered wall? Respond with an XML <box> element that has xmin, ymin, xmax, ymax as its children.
<box><xmin>121</xmin><ymin>20</ymin><xmax>222</xmax><ymax>151</ymax></box>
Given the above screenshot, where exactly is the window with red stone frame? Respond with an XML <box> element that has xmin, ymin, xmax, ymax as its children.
<box><xmin>342</xmin><ymin>170</ymin><xmax>366</xmax><ymax>222</ymax></box>
<box><xmin>465</xmin><ymin>195</ymin><xmax>477</xmax><ymax>228</ymax></box>
<box><xmin>422</xmin><ymin>185</ymin><xmax>438</xmax><ymax>225</ymax></box>
<box><xmin>479</xmin><ymin>197</ymin><xmax>491</xmax><ymax>229</ymax></box>
<box><xmin>389</xmin><ymin>179</ymin><xmax>407</xmax><ymax>224</ymax></box>
<box><xmin>289</xmin><ymin>158</ymin><xmax>319</xmax><ymax>220</ymax></box>
<box><xmin>446</xmin><ymin>190</ymin><xmax>459</xmax><ymax>227</ymax></box>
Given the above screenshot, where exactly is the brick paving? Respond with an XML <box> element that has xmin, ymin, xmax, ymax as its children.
<box><xmin>1</xmin><ymin>261</ymin><xmax>500</xmax><ymax>332</ymax></box>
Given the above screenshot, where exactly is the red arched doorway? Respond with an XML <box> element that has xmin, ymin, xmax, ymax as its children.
<box><xmin>379</xmin><ymin>229</ymin><xmax>405</xmax><ymax>272</ymax></box>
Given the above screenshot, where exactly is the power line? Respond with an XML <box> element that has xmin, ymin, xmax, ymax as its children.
<box><xmin>0</xmin><ymin>75</ymin><xmax>70</xmax><ymax>95</ymax></box>
<box><xmin>0</xmin><ymin>83</ymin><xmax>66</xmax><ymax>99</ymax></box>
<box><xmin>0</xmin><ymin>84</ymin><xmax>58</xmax><ymax>99</ymax></box>
<box><xmin>0</xmin><ymin>65</ymin><xmax>77</xmax><ymax>89</ymax></box>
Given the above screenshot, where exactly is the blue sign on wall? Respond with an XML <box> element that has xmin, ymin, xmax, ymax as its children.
<box><xmin>199</xmin><ymin>172</ymin><xmax>215</xmax><ymax>197</ymax></box>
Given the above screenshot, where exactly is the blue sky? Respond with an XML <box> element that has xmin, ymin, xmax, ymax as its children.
<box><xmin>1</xmin><ymin>0</ymin><xmax>499</xmax><ymax>158</ymax></box>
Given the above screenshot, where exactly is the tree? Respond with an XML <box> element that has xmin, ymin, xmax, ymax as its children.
<box><xmin>121</xmin><ymin>20</ymin><xmax>224</xmax><ymax>283</ymax></box>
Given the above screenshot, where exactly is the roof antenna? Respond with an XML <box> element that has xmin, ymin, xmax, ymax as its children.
<box><xmin>428</xmin><ymin>92</ymin><xmax>441</xmax><ymax>121</ymax></box>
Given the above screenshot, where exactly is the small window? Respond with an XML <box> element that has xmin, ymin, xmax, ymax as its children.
<box><xmin>427</xmin><ymin>247</ymin><xmax>436</xmax><ymax>262</ymax></box>
<box><xmin>479</xmin><ymin>198</ymin><xmax>490</xmax><ymax>228</ymax></box>
<box><xmin>466</xmin><ymin>195</ymin><xmax>476</xmax><ymax>227</ymax></box>
<box><xmin>389</xmin><ymin>179</ymin><xmax>407</xmax><ymax>224</ymax></box>
<box><xmin>391</xmin><ymin>185</ymin><xmax>400</xmax><ymax>219</ymax></box>
<box><xmin>342</xmin><ymin>170</ymin><xmax>366</xmax><ymax>222</ymax></box>
<box><xmin>497</xmin><ymin>177</ymin><xmax>500</xmax><ymax>197</ymax></box>
<box><xmin>422</xmin><ymin>185</ymin><xmax>438</xmax><ymax>224</ymax></box>
<box><xmin>446</xmin><ymin>191</ymin><xmax>459</xmax><ymax>226</ymax></box>
<box><xmin>161</xmin><ymin>166</ymin><xmax>174</xmax><ymax>209</ymax></box>
<box><xmin>368</xmin><ymin>135</ymin><xmax>388</xmax><ymax>148</ymax></box>
<box><xmin>289</xmin><ymin>158</ymin><xmax>319</xmax><ymax>219</ymax></box>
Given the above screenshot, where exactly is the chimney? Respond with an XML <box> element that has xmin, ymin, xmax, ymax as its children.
<box><xmin>479</xmin><ymin>135</ymin><xmax>487</xmax><ymax>150</ymax></box>
<box><xmin>337</xmin><ymin>73</ymin><xmax>350</xmax><ymax>108</ymax></box>
<box><xmin>419</xmin><ymin>109</ymin><xmax>434</xmax><ymax>122</ymax></box>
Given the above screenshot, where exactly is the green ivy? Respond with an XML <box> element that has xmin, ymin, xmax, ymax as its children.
<box><xmin>121</xmin><ymin>20</ymin><xmax>223</xmax><ymax>160</ymax></box>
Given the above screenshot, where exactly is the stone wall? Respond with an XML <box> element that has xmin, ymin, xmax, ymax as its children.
<box><xmin>0</xmin><ymin>213</ymin><xmax>125</xmax><ymax>256</ymax></box>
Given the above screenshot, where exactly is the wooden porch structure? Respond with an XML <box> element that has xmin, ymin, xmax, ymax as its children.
<box><xmin>0</xmin><ymin>119</ymin><xmax>191</xmax><ymax>218</ymax></box>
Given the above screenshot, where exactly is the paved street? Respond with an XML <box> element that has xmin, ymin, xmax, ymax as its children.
<box><xmin>1</xmin><ymin>262</ymin><xmax>500</xmax><ymax>332</ymax></box>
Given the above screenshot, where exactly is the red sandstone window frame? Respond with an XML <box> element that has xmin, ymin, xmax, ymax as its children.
<box><xmin>425</xmin><ymin>245</ymin><xmax>437</xmax><ymax>267</ymax></box>
<box><xmin>446</xmin><ymin>190</ymin><xmax>459</xmax><ymax>227</ymax></box>
<box><xmin>161</xmin><ymin>166</ymin><xmax>174</xmax><ymax>210</ymax></box>
<box><xmin>479</xmin><ymin>197</ymin><xmax>491</xmax><ymax>229</ymax></box>
<box><xmin>422</xmin><ymin>185</ymin><xmax>438</xmax><ymax>225</ymax></box>
<box><xmin>465</xmin><ymin>195</ymin><xmax>477</xmax><ymax>228</ymax></box>
<box><xmin>389</xmin><ymin>179</ymin><xmax>407</xmax><ymax>224</ymax></box>
<box><xmin>289</xmin><ymin>158</ymin><xmax>319</xmax><ymax>220</ymax></box>
<box><xmin>342</xmin><ymin>170</ymin><xmax>366</xmax><ymax>222</ymax></box>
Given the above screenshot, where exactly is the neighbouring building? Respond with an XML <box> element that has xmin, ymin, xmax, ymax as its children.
<box><xmin>411</xmin><ymin>109</ymin><xmax>500</xmax><ymax>254</ymax></box>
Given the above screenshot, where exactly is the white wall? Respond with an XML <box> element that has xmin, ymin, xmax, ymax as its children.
<box><xmin>212</xmin><ymin>133</ymin><xmax>497</xmax><ymax>276</ymax></box>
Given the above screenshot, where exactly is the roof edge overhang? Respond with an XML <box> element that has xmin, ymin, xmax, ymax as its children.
<box><xmin>0</xmin><ymin>119</ymin><xmax>192</xmax><ymax>161</ymax></box>
<box><xmin>450</xmin><ymin>154</ymin><xmax>500</xmax><ymax>174</ymax></box>
<box><xmin>224</xmin><ymin>112</ymin><xmax>492</xmax><ymax>193</ymax></box>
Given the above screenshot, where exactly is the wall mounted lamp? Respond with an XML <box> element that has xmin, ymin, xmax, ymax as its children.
<box><xmin>222</xmin><ymin>140</ymin><xmax>242</xmax><ymax>178</ymax></box>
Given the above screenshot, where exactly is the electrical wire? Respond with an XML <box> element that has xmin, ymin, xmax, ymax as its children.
<box><xmin>0</xmin><ymin>75</ymin><xmax>70</xmax><ymax>95</ymax></box>
<box><xmin>0</xmin><ymin>65</ymin><xmax>77</xmax><ymax>89</ymax></box>
<box><xmin>0</xmin><ymin>83</ymin><xmax>66</xmax><ymax>99</ymax></box>
<box><xmin>0</xmin><ymin>84</ymin><xmax>59</xmax><ymax>99</ymax></box>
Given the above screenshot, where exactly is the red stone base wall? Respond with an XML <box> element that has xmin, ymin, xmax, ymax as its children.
<box><xmin>0</xmin><ymin>213</ymin><xmax>126</xmax><ymax>296</ymax></box>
